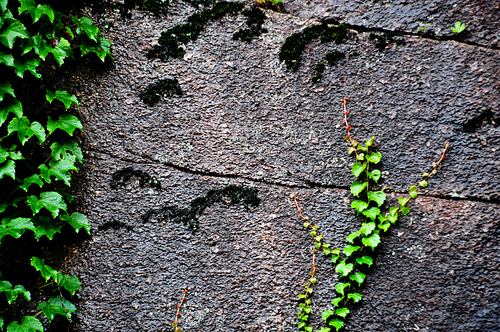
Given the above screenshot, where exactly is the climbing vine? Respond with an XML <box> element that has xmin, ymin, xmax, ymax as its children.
<box><xmin>293</xmin><ymin>98</ymin><xmax>449</xmax><ymax>331</ymax></box>
<box><xmin>0</xmin><ymin>0</ymin><xmax>111</xmax><ymax>330</ymax></box>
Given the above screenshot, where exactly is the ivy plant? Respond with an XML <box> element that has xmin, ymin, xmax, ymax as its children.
<box><xmin>293</xmin><ymin>98</ymin><xmax>449</xmax><ymax>331</ymax></box>
<box><xmin>0</xmin><ymin>0</ymin><xmax>111</xmax><ymax>329</ymax></box>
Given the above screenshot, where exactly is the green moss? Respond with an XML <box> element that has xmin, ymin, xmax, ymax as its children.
<box><xmin>147</xmin><ymin>1</ymin><xmax>245</xmax><ymax>61</ymax></box>
<box><xmin>279</xmin><ymin>23</ymin><xmax>347</xmax><ymax>71</ymax></box>
<box><xmin>110</xmin><ymin>167</ymin><xmax>161</xmax><ymax>189</ymax></box>
<box><xmin>325</xmin><ymin>50</ymin><xmax>345</xmax><ymax>65</ymax></box>
<box><xmin>233</xmin><ymin>7</ymin><xmax>268</xmax><ymax>42</ymax></box>
<box><xmin>141</xmin><ymin>185</ymin><xmax>261</xmax><ymax>232</ymax></box>
<box><xmin>311</xmin><ymin>62</ymin><xmax>325</xmax><ymax>83</ymax></box>
<box><xmin>139</xmin><ymin>78</ymin><xmax>183</xmax><ymax>106</ymax></box>
<box><xmin>369</xmin><ymin>32</ymin><xmax>405</xmax><ymax>51</ymax></box>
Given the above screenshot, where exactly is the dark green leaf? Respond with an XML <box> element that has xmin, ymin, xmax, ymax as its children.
<box><xmin>362</xmin><ymin>207</ymin><xmax>380</xmax><ymax>221</ymax></box>
<box><xmin>360</xmin><ymin>222</ymin><xmax>376</xmax><ymax>236</ymax></box>
<box><xmin>366</xmin><ymin>169</ymin><xmax>381</xmax><ymax>183</ymax></box>
<box><xmin>0</xmin><ymin>99</ymin><xmax>23</xmax><ymax>127</ymax></box>
<box><xmin>45</xmin><ymin>90</ymin><xmax>79</xmax><ymax>110</ymax></box>
<box><xmin>347</xmin><ymin>293</ymin><xmax>362</xmax><ymax>303</ymax></box>
<box><xmin>60</xmin><ymin>212</ymin><xmax>90</xmax><ymax>235</ymax></box>
<box><xmin>356</xmin><ymin>256</ymin><xmax>373</xmax><ymax>267</ymax></box>
<box><xmin>367</xmin><ymin>191</ymin><xmax>386</xmax><ymax>207</ymax></box>
<box><xmin>27</xmin><ymin>191</ymin><xmax>67</xmax><ymax>218</ymax></box>
<box><xmin>335</xmin><ymin>260</ymin><xmax>354</xmax><ymax>277</ymax></box>
<box><xmin>334</xmin><ymin>282</ymin><xmax>350</xmax><ymax>296</ymax></box>
<box><xmin>0</xmin><ymin>317</ymin><xmax>3</xmax><ymax>331</ymax></box>
<box><xmin>0</xmin><ymin>217</ymin><xmax>35</xmax><ymax>241</ymax></box>
<box><xmin>13</xmin><ymin>57</ymin><xmax>41</xmax><ymax>78</ymax></box>
<box><xmin>0</xmin><ymin>281</ymin><xmax>31</xmax><ymax>304</ymax></box>
<box><xmin>349</xmin><ymin>272</ymin><xmax>366</xmax><ymax>287</ymax></box>
<box><xmin>19</xmin><ymin>174</ymin><xmax>44</xmax><ymax>191</ymax></box>
<box><xmin>50</xmin><ymin>139</ymin><xmax>82</xmax><ymax>163</ymax></box>
<box><xmin>30</xmin><ymin>256</ymin><xmax>57</xmax><ymax>282</ymax></box>
<box><xmin>34</xmin><ymin>4</ymin><xmax>55</xmax><ymax>23</ymax></box>
<box><xmin>39</xmin><ymin>158</ymin><xmax>77</xmax><ymax>186</ymax></box>
<box><xmin>351</xmin><ymin>200</ymin><xmax>368</xmax><ymax>215</ymax></box>
<box><xmin>0</xmin><ymin>160</ymin><xmax>15</xmax><ymax>180</ymax></box>
<box><xmin>80</xmin><ymin>37</ymin><xmax>112</xmax><ymax>62</ymax></box>
<box><xmin>362</xmin><ymin>233</ymin><xmax>381</xmax><ymax>250</ymax></box>
<box><xmin>351</xmin><ymin>162</ymin><xmax>366</xmax><ymax>178</ymax></box>
<box><xmin>32</xmin><ymin>216</ymin><xmax>62</xmax><ymax>241</ymax></box>
<box><xmin>0</xmin><ymin>81</ymin><xmax>15</xmax><ymax>102</ymax></box>
<box><xmin>365</xmin><ymin>152</ymin><xmax>382</xmax><ymax>164</ymax></box>
<box><xmin>6</xmin><ymin>316</ymin><xmax>42</xmax><ymax>332</ymax></box>
<box><xmin>49</xmin><ymin>38</ymin><xmax>72</xmax><ymax>66</ymax></box>
<box><xmin>21</xmin><ymin>35</ymin><xmax>51</xmax><ymax>60</ymax></box>
<box><xmin>47</xmin><ymin>114</ymin><xmax>82</xmax><ymax>135</ymax></box>
<box><xmin>58</xmin><ymin>274</ymin><xmax>81</xmax><ymax>296</ymax></box>
<box><xmin>7</xmin><ymin>117</ymin><xmax>45</xmax><ymax>145</ymax></box>
<box><xmin>0</xmin><ymin>18</ymin><xmax>30</xmax><ymax>48</ymax></box>
<box><xmin>18</xmin><ymin>0</ymin><xmax>37</xmax><ymax>20</ymax></box>
<box><xmin>72</xmin><ymin>16</ymin><xmax>99</xmax><ymax>42</ymax></box>
<box><xmin>343</xmin><ymin>245</ymin><xmax>360</xmax><ymax>257</ymax></box>
<box><xmin>350</xmin><ymin>181</ymin><xmax>367</xmax><ymax>197</ymax></box>
<box><xmin>0</xmin><ymin>51</ymin><xmax>14</xmax><ymax>67</ymax></box>
<box><xmin>38</xmin><ymin>296</ymin><xmax>76</xmax><ymax>322</ymax></box>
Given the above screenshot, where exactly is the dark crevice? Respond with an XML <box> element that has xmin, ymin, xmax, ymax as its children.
<box><xmin>98</xmin><ymin>220</ymin><xmax>134</xmax><ymax>231</ymax></box>
<box><xmin>110</xmin><ymin>167</ymin><xmax>161</xmax><ymax>189</ymax></box>
<box><xmin>462</xmin><ymin>109</ymin><xmax>498</xmax><ymax>133</ymax></box>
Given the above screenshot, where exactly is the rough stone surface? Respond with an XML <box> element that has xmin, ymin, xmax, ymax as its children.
<box><xmin>37</xmin><ymin>1</ymin><xmax>500</xmax><ymax>331</ymax></box>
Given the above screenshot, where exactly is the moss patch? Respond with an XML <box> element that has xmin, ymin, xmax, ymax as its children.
<box><xmin>147</xmin><ymin>1</ymin><xmax>245</xmax><ymax>61</ymax></box>
<box><xmin>325</xmin><ymin>50</ymin><xmax>345</xmax><ymax>65</ymax></box>
<box><xmin>279</xmin><ymin>23</ymin><xmax>347</xmax><ymax>71</ymax></box>
<box><xmin>110</xmin><ymin>167</ymin><xmax>161</xmax><ymax>189</ymax></box>
<box><xmin>369</xmin><ymin>32</ymin><xmax>405</xmax><ymax>51</ymax></box>
<box><xmin>311</xmin><ymin>62</ymin><xmax>325</xmax><ymax>83</ymax></box>
<box><xmin>232</xmin><ymin>7</ymin><xmax>268</xmax><ymax>42</ymax></box>
<box><xmin>139</xmin><ymin>78</ymin><xmax>183</xmax><ymax>106</ymax></box>
<box><xmin>141</xmin><ymin>185</ymin><xmax>261</xmax><ymax>232</ymax></box>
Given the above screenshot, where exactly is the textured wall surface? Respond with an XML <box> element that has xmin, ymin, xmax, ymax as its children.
<box><xmin>50</xmin><ymin>1</ymin><xmax>500</xmax><ymax>331</ymax></box>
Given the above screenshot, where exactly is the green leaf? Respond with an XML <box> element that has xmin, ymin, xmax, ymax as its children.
<box><xmin>362</xmin><ymin>207</ymin><xmax>380</xmax><ymax>221</ymax></box>
<box><xmin>39</xmin><ymin>158</ymin><xmax>77</xmax><ymax>186</ymax></box>
<box><xmin>0</xmin><ymin>99</ymin><xmax>23</xmax><ymax>127</ymax></box>
<box><xmin>365</xmin><ymin>136</ymin><xmax>375</xmax><ymax>147</ymax></box>
<box><xmin>331</xmin><ymin>248</ymin><xmax>340</xmax><ymax>264</ymax></box>
<box><xmin>27</xmin><ymin>191</ymin><xmax>67</xmax><ymax>218</ymax></box>
<box><xmin>343</xmin><ymin>245</ymin><xmax>360</xmax><ymax>257</ymax></box>
<box><xmin>347</xmin><ymin>293</ymin><xmax>362</xmax><ymax>303</ymax></box>
<box><xmin>0</xmin><ymin>160</ymin><xmax>15</xmax><ymax>180</ymax></box>
<box><xmin>58</xmin><ymin>274</ymin><xmax>81</xmax><ymax>296</ymax></box>
<box><xmin>18</xmin><ymin>0</ymin><xmax>37</xmax><ymax>20</ymax></box>
<box><xmin>328</xmin><ymin>318</ymin><xmax>344</xmax><ymax>331</ymax></box>
<box><xmin>398</xmin><ymin>197</ymin><xmax>408</xmax><ymax>207</ymax></box>
<box><xmin>419</xmin><ymin>180</ymin><xmax>428</xmax><ymax>188</ymax></box>
<box><xmin>0</xmin><ymin>217</ymin><xmax>35</xmax><ymax>241</ymax></box>
<box><xmin>21</xmin><ymin>34</ymin><xmax>51</xmax><ymax>60</ymax></box>
<box><xmin>6</xmin><ymin>316</ymin><xmax>42</xmax><ymax>332</ymax></box>
<box><xmin>335</xmin><ymin>260</ymin><xmax>354</xmax><ymax>277</ymax></box>
<box><xmin>388</xmin><ymin>206</ymin><xmax>399</xmax><ymax>223</ymax></box>
<box><xmin>356</xmin><ymin>256</ymin><xmax>373</xmax><ymax>267</ymax></box>
<box><xmin>365</xmin><ymin>152</ymin><xmax>382</xmax><ymax>164</ymax></box>
<box><xmin>367</xmin><ymin>191</ymin><xmax>386</xmax><ymax>207</ymax></box>
<box><xmin>0</xmin><ymin>51</ymin><xmax>14</xmax><ymax>67</ymax></box>
<box><xmin>362</xmin><ymin>233</ymin><xmax>381</xmax><ymax>250</ymax></box>
<box><xmin>351</xmin><ymin>200</ymin><xmax>368</xmax><ymax>215</ymax></box>
<box><xmin>0</xmin><ymin>18</ymin><xmax>30</xmax><ymax>48</ymax></box>
<box><xmin>350</xmin><ymin>181</ymin><xmax>367</xmax><ymax>197</ymax></box>
<box><xmin>335</xmin><ymin>307</ymin><xmax>350</xmax><ymax>318</ymax></box>
<box><xmin>19</xmin><ymin>174</ymin><xmax>44</xmax><ymax>191</ymax></box>
<box><xmin>346</xmin><ymin>230</ymin><xmax>361</xmax><ymax>244</ymax></box>
<box><xmin>45</xmin><ymin>90</ymin><xmax>79</xmax><ymax>110</ymax></box>
<box><xmin>378</xmin><ymin>220</ymin><xmax>391</xmax><ymax>232</ymax></box>
<box><xmin>13</xmin><ymin>57</ymin><xmax>41</xmax><ymax>78</ymax></box>
<box><xmin>451</xmin><ymin>21</ymin><xmax>466</xmax><ymax>33</ymax></box>
<box><xmin>7</xmin><ymin>117</ymin><xmax>45</xmax><ymax>145</ymax></box>
<box><xmin>322</xmin><ymin>310</ymin><xmax>334</xmax><ymax>322</ymax></box>
<box><xmin>334</xmin><ymin>282</ymin><xmax>350</xmax><ymax>296</ymax></box>
<box><xmin>32</xmin><ymin>216</ymin><xmax>62</xmax><ymax>241</ymax></box>
<box><xmin>38</xmin><ymin>296</ymin><xmax>77</xmax><ymax>322</ymax></box>
<box><xmin>0</xmin><ymin>81</ymin><xmax>15</xmax><ymax>102</ymax></box>
<box><xmin>351</xmin><ymin>163</ymin><xmax>366</xmax><ymax>178</ymax></box>
<box><xmin>80</xmin><ymin>37</ymin><xmax>112</xmax><ymax>62</ymax></box>
<box><xmin>72</xmin><ymin>16</ymin><xmax>99</xmax><ymax>42</ymax></box>
<box><xmin>0</xmin><ymin>0</ymin><xmax>7</xmax><ymax>12</ymax></box>
<box><xmin>49</xmin><ymin>38</ymin><xmax>73</xmax><ymax>66</ymax></box>
<box><xmin>34</xmin><ymin>4</ymin><xmax>55</xmax><ymax>23</ymax></box>
<box><xmin>30</xmin><ymin>256</ymin><xmax>57</xmax><ymax>282</ymax></box>
<box><xmin>0</xmin><ymin>281</ymin><xmax>31</xmax><ymax>304</ymax></box>
<box><xmin>360</xmin><ymin>222</ymin><xmax>376</xmax><ymax>236</ymax></box>
<box><xmin>47</xmin><ymin>114</ymin><xmax>82</xmax><ymax>135</ymax></box>
<box><xmin>356</xmin><ymin>152</ymin><xmax>365</xmax><ymax>161</ymax></box>
<box><xmin>409</xmin><ymin>185</ymin><xmax>418</xmax><ymax>199</ymax></box>
<box><xmin>50</xmin><ymin>140</ymin><xmax>83</xmax><ymax>163</ymax></box>
<box><xmin>401</xmin><ymin>206</ymin><xmax>410</xmax><ymax>215</ymax></box>
<box><xmin>349</xmin><ymin>272</ymin><xmax>366</xmax><ymax>287</ymax></box>
<box><xmin>60</xmin><ymin>212</ymin><xmax>90</xmax><ymax>235</ymax></box>
<box><xmin>331</xmin><ymin>296</ymin><xmax>343</xmax><ymax>307</ymax></box>
<box><xmin>366</xmin><ymin>169</ymin><xmax>381</xmax><ymax>183</ymax></box>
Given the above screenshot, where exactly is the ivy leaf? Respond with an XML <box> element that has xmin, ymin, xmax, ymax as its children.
<box><xmin>401</xmin><ymin>206</ymin><xmax>410</xmax><ymax>215</ymax></box>
<box><xmin>57</xmin><ymin>274</ymin><xmax>81</xmax><ymax>296</ymax></box>
<box><xmin>346</xmin><ymin>230</ymin><xmax>361</xmax><ymax>244</ymax></box>
<box><xmin>80</xmin><ymin>37</ymin><xmax>112</xmax><ymax>62</ymax></box>
<box><xmin>331</xmin><ymin>248</ymin><xmax>340</xmax><ymax>264</ymax></box>
<box><xmin>331</xmin><ymin>296</ymin><xmax>343</xmax><ymax>307</ymax></box>
<box><xmin>0</xmin><ymin>18</ymin><xmax>30</xmax><ymax>48</ymax></box>
<box><xmin>366</xmin><ymin>170</ymin><xmax>381</xmax><ymax>183</ymax></box>
<box><xmin>351</xmin><ymin>200</ymin><xmax>368</xmax><ymax>215</ymax></box>
<box><xmin>0</xmin><ymin>217</ymin><xmax>35</xmax><ymax>241</ymax></box>
<box><xmin>388</xmin><ymin>206</ymin><xmax>399</xmax><ymax>223</ymax></box>
<box><xmin>47</xmin><ymin>114</ymin><xmax>82</xmax><ymax>135</ymax></box>
<box><xmin>362</xmin><ymin>233</ymin><xmax>381</xmax><ymax>250</ymax></box>
<box><xmin>409</xmin><ymin>185</ymin><xmax>418</xmax><ymax>199</ymax></box>
<box><xmin>350</xmin><ymin>181</ymin><xmax>367</xmax><ymax>197</ymax></box>
<box><xmin>334</xmin><ymin>282</ymin><xmax>351</xmax><ymax>296</ymax></box>
<box><xmin>378</xmin><ymin>220</ymin><xmax>391</xmax><ymax>232</ymax></box>
<box><xmin>0</xmin><ymin>81</ymin><xmax>15</xmax><ymax>102</ymax></box>
<box><xmin>0</xmin><ymin>0</ymin><xmax>7</xmax><ymax>12</ymax></box>
<box><xmin>72</xmin><ymin>16</ymin><xmax>99</xmax><ymax>42</ymax></box>
<box><xmin>32</xmin><ymin>216</ymin><xmax>62</xmax><ymax>241</ymax></box>
<box><xmin>343</xmin><ymin>245</ymin><xmax>360</xmax><ymax>257</ymax></box>
<box><xmin>27</xmin><ymin>191</ymin><xmax>67</xmax><ymax>218</ymax></box>
<box><xmin>34</xmin><ymin>4</ymin><xmax>55</xmax><ymax>23</ymax></box>
<box><xmin>321</xmin><ymin>310</ymin><xmax>334</xmax><ymax>322</ymax></box>
<box><xmin>0</xmin><ymin>51</ymin><xmax>14</xmax><ymax>67</ymax></box>
<box><xmin>50</xmin><ymin>139</ymin><xmax>83</xmax><ymax>163</ymax></box>
<box><xmin>60</xmin><ymin>212</ymin><xmax>91</xmax><ymax>235</ymax></box>
<box><xmin>328</xmin><ymin>318</ymin><xmax>344</xmax><ymax>331</ymax></box>
<box><xmin>335</xmin><ymin>260</ymin><xmax>354</xmax><ymax>277</ymax></box>
<box><xmin>38</xmin><ymin>296</ymin><xmax>77</xmax><ymax>322</ymax></box>
<box><xmin>18</xmin><ymin>0</ymin><xmax>37</xmax><ymax>20</ymax></box>
<box><xmin>347</xmin><ymin>293</ymin><xmax>362</xmax><ymax>303</ymax></box>
<box><xmin>335</xmin><ymin>307</ymin><xmax>350</xmax><ymax>318</ymax></box>
<box><xmin>365</xmin><ymin>136</ymin><xmax>375</xmax><ymax>147</ymax></box>
<box><xmin>365</xmin><ymin>152</ymin><xmax>382</xmax><ymax>164</ymax></box>
<box><xmin>13</xmin><ymin>57</ymin><xmax>41</xmax><ymax>78</ymax></box>
<box><xmin>5</xmin><ymin>316</ymin><xmax>43</xmax><ymax>332</ymax></box>
<box><xmin>30</xmin><ymin>257</ymin><xmax>57</xmax><ymax>282</ymax></box>
<box><xmin>0</xmin><ymin>160</ymin><xmax>15</xmax><ymax>180</ymax></box>
<box><xmin>367</xmin><ymin>191</ymin><xmax>386</xmax><ymax>207</ymax></box>
<box><xmin>355</xmin><ymin>256</ymin><xmax>373</xmax><ymax>267</ymax></box>
<box><xmin>0</xmin><ymin>281</ymin><xmax>31</xmax><ymax>304</ymax></box>
<box><xmin>349</xmin><ymin>272</ymin><xmax>366</xmax><ymax>287</ymax></box>
<box><xmin>19</xmin><ymin>174</ymin><xmax>44</xmax><ymax>191</ymax></box>
<box><xmin>49</xmin><ymin>37</ymin><xmax>73</xmax><ymax>66</ymax></box>
<box><xmin>45</xmin><ymin>90</ymin><xmax>79</xmax><ymax>110</ymax></box>
<box><xmin>419</xmin><ymin>180</ymin><xmax>428</xmax><ymax>188</ymax></box>
<box><xmin>21</xmin><ymin>34</ymin><xmax>51</xmax><ymax>60</ymax></box>
<box><xmin>351</xmin><ymin>163</ymin><xmax>366</xmax><ymax>178</ymax></box>
<box><xmin>0</xmin><ymin>99</ymin><xmax>23</xmax><ymax>127</ymax></box>
<box><xmin>362</xmin><ymin>207</ymin><xmax>380</xmax><ymax>221</ymax></box>
<box><xmin>356</xmin><ymin>152</ymin><xmax>365</xmax><ymax>160</ymax></box>
<box><xmin>360</xmin><ymin>222</ymin><xmax>376</xmax><ymax>236</ymax></box>
<box><xmin>39</xmin><ymin>158</ymin><xmax>77</xmax><ymax>186</ymax></box>
<box><xmin>0</xmin><ymin>317</ymin><xmax>3</xmax><ymax>331</ymax></box>
<box><xmin>398</xmin><ymin>197</ymin><xmax>408</xmax><ymax>207</ymax></box>
<box><xmin>7</xmin><ymin>117</ymin><xmax>45</xmax><ymax>145</ymax></box>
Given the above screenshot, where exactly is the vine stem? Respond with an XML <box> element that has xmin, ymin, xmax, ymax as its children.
<box><xmin>172</xmin><ymin>288</ymin><xmax>189</xmax><ymax>332</ymax></box>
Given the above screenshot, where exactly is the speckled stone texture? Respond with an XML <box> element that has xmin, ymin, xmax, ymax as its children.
<box><xmin>49</xmin><ymin>1</ymin><xmax>499</xmax><ymax>331</ymax></box>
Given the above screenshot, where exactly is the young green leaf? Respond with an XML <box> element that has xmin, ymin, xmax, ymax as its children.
<box><xmin>366</xmin><ymin>169</ymin><xmax>381</xmax><ymax>183</ymax></box>
<box><xmin>365</xmin><ymin>136</ymin><xmax>375</xmax><ymax>147</ymax></box>
<box><xmin>346</xmin><ymin>230</ymin><xmax>361</xmax><ymax>243</ymax></box>
<box><xmin>50</xmin><ymin>139</ymin><xmax>83</xmax><ymax>163</ymax></box>
<box><xmin>350</xmin><ymin>181</ymin><xmax>368</xmax><ymax>197</ymax></box>
<box><xmin>45</xmin><ymin>90</ymin><xmax>79</xmax><ymax>110</ymax></box>
<box><xmin>360</xmin><ymin>222</ymin><xmax>376</xmax><ymax>236</ymax></box>
<box><xmin>0</xmin><ymin>99</ymin><xmax>23</xmax><ymax>127</ymax></box>
<box><xmin>362</xmin><ymin>207</ymin><xmax>380</xmax><ymax>221</ymax></box>
<box><xmin>32</xmin><ymin>216</ymin><xmax>62</xmax><ymax>241</ymax></box>
<box><xmin>19</xmin><ymin>174</ymin><xmax>44</xmax><ymax>191</ymax></box>
<box><xmin>351</xmin><ymin>200</ymin><xmax>368</xmax><ymax>215</ymax></box>
<box><xmin>0</xmin><ymin>51</ymin><xmax>14</xmax><ymax>67</ymax></box>
<box><xmin>7</xmin><ymin>116</ymin><xmax>45</xmax><ymax>145</ymax></box>
<box><xmin>27</xmin><ymin>191</ymin><xmax>67</xmax><ymax>218</ymax></box>
<box><xmin>328</xmin><ymin>318</ymin><xmax>344</xmax><ymax>331</ymax></box>
<box><xmin>356</xmin><ymin>153</ymin><xmax>365</xmax><ymax>161</ymax></box>
<box><xmin>356</xmin><ymin>256</ymin><xmax>373</xmax><ymax>267</ymax></box>
<box><xmin>409</xmin><ymin>185</ymin><xmax>418</xmax><ymax>199</ymax></box>
<box><xmin>451</xmin><ymin>21</ymin><xmax>466</xmax><ymax>33</ymax></box>
<box><xmin>0</xmin><ymin>280</ymin><xmax>31</xmax><ymax>304</ymax></box>
<box><xmin>331</xmin><ymin>248</ymin><xmax>341</xmax><ymax>264</ymax></box>
<box><xmin>0</xmin><ymin>217</ymin><xmax>35</xmax><ymax>241</ymax></box>
<box><xmin>401</xmin><ymin>206</ymin><xmax>410</xmax><ymax>215</ymax></box>
<box><xmin>331</xmin><ymin>296</ymin><xmax>344</xmax><ymax>307</ymax></box>
<box><xmin>388</xmin><ymin>206</ymin><xmax>399</xmax><ymax>223</ymax></box>
<box><xmin>0</xmin><ymin>18</ymin><xmax>30</xmax><ymax>49</ymax></box>
<box><xmin>60</xmin><ymin>212</ymin><xmax>91</xmax><ymax>235</ymax></box>
<box><xmin>362</xmin><ymin>233</ymin><xmax>381</xmax><ymax>250</ymax></box>
<box><xmin>398</xmin><ymin>196</ymin><xmax>408</xmax><ymax>207</ymax></box>
<box><xmin>321</xmin><ymin>310</ymin><xmax>334</xmax><ymax>322</ymax></box>
<box><xmin>47</xmin><ymin>114</ymin><xmax>82</xmax><ymax>135</ymax></box>
<box><xmin>5</xmin><ymin>316</ymin><xmax>43</xmax><ymax>332</ymax></box>
<box><xmin>365</xmin><ymin>152</ymin><xmax>382</xmax><ymax>164</ymax></box>
<box><xmin>334</xmin><ymin>282</ymin><xmax>351</xmax><ymax>296</ymax></box>
<box><xmin>57</xmin><ymin>274</ymin><xmax>81</xmax><ymax>296</ymax></box>
<box><xmin>30</xmin><ymin>256</ymin><xmax>57</xmax><ymax>282</ymax></box>
<box><xmin>38</xmin><ymin>296</ymin><xmax>77</xmax><ymax>322</ymax></box>
<box><xmin>378</xmin><ymin>220</ymin><xmax>391</xmax><ymax>232</ymax></box>
<box><xmin>39</xmin><ymin>158</ymin><xmax>77</xmax><ymax>186</ymax></box>
<box><xmin>347</xmin><ymin>293</ymin><xmax>362</xmax><ymax>303</ymax></box>
<box><xmin>349</xmin><ymin>272</ymin><xmax>366</xmax><ymax>287</ymax></box>
<box><xmin>367</xmin><ymin>191</ymin><xmax>386</xmax><ymax>207</ymax></box>
<box><xmin>335</xmin><ymin>260</ymin><xmax>354</xmax><ymax>277</ymax></box>
<box><xmin>351</xmin><ymin>162</ymin><xmax>366</xmax><ymax>178</ymax></box>
<box><xmin>343</xmin><ymin>244</ymin><xmax>360</xmax><ymax>257</ymax></box>
<box><xmin>419</xmin><ymin>180</ymin><xmax>428</xmax><ymax>188</ymax></box>
<box><xmin>49</xmin><ymin>38</ymin><xmax>73</xmax><ymax>66</ymax></box>
<box><xmin>335</xmin><ymin>307</ymin><xmax>350</xmax><ymax>318</ymax></box>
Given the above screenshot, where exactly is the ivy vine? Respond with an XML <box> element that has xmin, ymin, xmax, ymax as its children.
<box><xmin>0</xmin><ymin>0</ymin><xmax>111</xmax><ymax>330</ymax></box>
<box><xmin>293</xmin><ymin>98</ymin><xmax>450</xmax><ymax>332</ymax></box>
